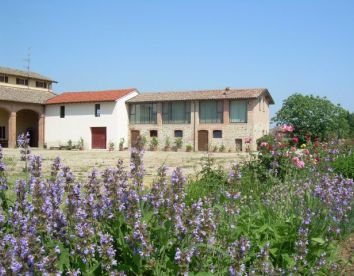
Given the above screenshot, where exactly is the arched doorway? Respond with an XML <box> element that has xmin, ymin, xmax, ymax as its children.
<box><xmin>16</xmin><ymin>110</ymin><xmax>39</xmax><ymax>147</ymax></box>
<box><xmin>0</xmin><ymin>108</ymin><xmax>9</xmax><ymax>147</ymax></box>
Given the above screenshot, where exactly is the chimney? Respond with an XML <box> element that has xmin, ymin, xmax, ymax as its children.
<box><xmin>225</xmin><ymin>87</ymin><xmax>230</xmax><ymax>91</ymax></box>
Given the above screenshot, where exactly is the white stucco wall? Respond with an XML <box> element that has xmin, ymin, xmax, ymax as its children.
<box><xmin>45</xmin><ymin>90</ymin><xmax>138</xmax><ymax>149</ymax></box>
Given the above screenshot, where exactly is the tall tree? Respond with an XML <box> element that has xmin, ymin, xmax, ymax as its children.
<box><xmin>348</xmin><ymin>112</ymin><xmax>354</xmax><ymax>138</ymax></box>
<box><xmin>273</xmin><ymin>93</ymin><xmax>349</xmax><ymax>141</ymax></box>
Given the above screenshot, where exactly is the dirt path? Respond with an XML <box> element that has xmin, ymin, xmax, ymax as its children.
<box><xmin>3</xmin><ymin>148</ymin><xmax>250</xmax><ymax>184</ymax></box>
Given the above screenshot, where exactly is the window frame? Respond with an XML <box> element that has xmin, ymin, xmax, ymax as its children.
<box><xmin>213</xmin><ymin>130</ymin><xmax>222</xmax><ymax>138</ymax></box>
<box><xmin>162</xmin><ymin>101</ymin><xmax>191</xmax><ymax>124</ymax></box>
<box><xmin>16</xmin><ymin>78</ymin><xmax>29</xmax><ymax>86</ymax></box>
<box><xmin>174</xmin><ymin>130</ymin><xmax>183</xmax><ymax>138</ymax></box>
<box><xmin>35</xmin><ymin>81</ymin><xmax>47</xmax><ymax>88</ymax></box>
<box><xmin>150</xmin><ymin>130</ymin><xmax>158</xmax><ymax>137</ymax></box>
<box><xmin>229</xmin><ymin>100</ymin><xmax>248</xmax><ymax>123</ymax></box>
<box><xmin>0</xmin><ymin>75</ymin><xmax>8</xmax><ymax>83</ymax></box>
<box><xmin>129</xmin><ymin>103</ymin><xmax>157</xmax><ymax>124</ymax></box>
<box><xmin>95</xmin><ymin>104</ymin><xmax>101</xmax><ymax>117</ymax></box>
<box><xmin>199</xmin><ymin>100</ymin><xmax>224</xmax><ymax>124</ymax></box>
<box><xmin>60</xmin><ymin>106</ymin><xmax>65</xmax><ymax>118</ymax></box>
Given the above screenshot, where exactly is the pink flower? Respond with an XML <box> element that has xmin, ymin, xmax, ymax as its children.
<box><xmin>245</xmin><ymin>137</ymin><xmax>252</xmax><ymax>144</ymax></box>
<box><xmin>281</xmin><ymin>124</ymin><xmax>294</xmax><ymax>132</ymax></box>
<box><xmin>292</xmin><ymin>156</ymin><xmax>305</xmax><ymax>168</ymax></box>
<box><xmin>292</xmin><ymin>137</ymin><xmax>299</xmax><ymax>143</ymax></box>
<box><xmin>260</xmin><ymin>142</ymin><xmax>268</xmax><ymax>147</ymax></box>
<box><xmin>303</xmin><ymin>149</ymin><xmax>310</xmax><ymax>155</ymax></box>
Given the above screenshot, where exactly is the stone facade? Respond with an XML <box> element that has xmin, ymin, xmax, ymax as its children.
<box><xmin>128</xmin><ymin>96</ymin><xmax>271</xmax><ymax>152</ymax></box>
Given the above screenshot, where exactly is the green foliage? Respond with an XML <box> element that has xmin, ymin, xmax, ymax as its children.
<box><xmin>219</xmin><ymin>144</ymin><xmax>225</xmax><ymax>152</ymax></box>
<box><xmin>67</xmin><ymin>139</ymin><xmax>73</xmax><ymax>150</ymax></box>
<box><xmin>185</xmin><ymin>155</ymin><xmax>227</xmax><ymax>203</ymax></box>
<box><xmin>273</xmin><ymin>93</ymin><xmax>350</xmax><ymax>141</ymax></box>
<box><xmin>164</xmin><ymin>136</ymin><xmax>171</xmax><ymax>150</ymax></box>
<box><xmin>332</xmin><ymin>151</ymin><xmax>354</xmax><ymax>179</ymax></box>
<box><xmin>119</xmin><ymin>138</ymin><xmax>125</xmax><ymax>151</ymax></box>
<box><xmin>348</xmin><ymin>112</ymin><xmax>354</xmax><ymax>138</ymax></box>
<box><xmin>109</xmin><ymin>141</ymin><xmax>115</xmax><ymax>150</ymax></box>
<box><xmin>174</xmin><ymin>137</ymin><xmax>183</xmax><ymax>149</ymax></box>
<box><xmin>149</xmin><ymin>137</ymin><xmax>159</xmax><ymax>150</ymax></box>
<box><xmin>185</xmin><ymin>144</ymin><xmax>193</xmax><ymax>152</ymax></box>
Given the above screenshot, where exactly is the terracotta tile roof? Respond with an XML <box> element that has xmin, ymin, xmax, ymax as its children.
<box><xmin>46</xmin><ymin>88</ymin><xmax>137</xmax><ymax>104</ymax></box>
<box><xmin>127</xmin><ymin>88</ymin><xmax>274</xmax><ymax>104</ymax></box>
<box><xmin>0</xmin><ymin>85</ymin><xmax>56</xmax><ymax>104</ymax></box>
<box><xmin>0</xmin><ymin>66</ymin><xmax>57</xmax><ymax>82</ymax></box>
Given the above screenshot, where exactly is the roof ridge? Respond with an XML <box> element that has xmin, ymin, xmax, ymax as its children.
<box><xmin>58</xmin><ymin>88</ymin><xmax>136</xmax><ymax>94</ymax></box>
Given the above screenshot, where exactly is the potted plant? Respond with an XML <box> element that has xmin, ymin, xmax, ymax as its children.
<box><xmin>78</xmin><ymin>137</ymin><xmax>84</xmax><ymax>150</ymax></box>
<box><xmin>67</xmin><ymin>140</ymin><xmax>73</xmax><ymax>150</ymax></box>
<box><xmin>149</xmin><ymin>137</ymin><xmax>158</xmax><ymax>151</ymax></box>
<box><xmin>186</xmin><ymin>144</ymin><xmax>193</xmax><ymax>152</ymax></box>
<box><xmin>119</xmin><ymin>138</ymin><xmax>125</xmax><ymax>151</ymax></box>
<box><xmin>164</xmin><ymin>136</ymin><xmax>171</xmax><ymax>151</ymax></box>
<box><xmin>108</xmin><ymin>141</ymin><xmax>115</xmax><ymax>151</ymax></box>
<box><xmin>174</xmin><ymin>138</ymin><xmax>183</xmax><ymax>151</ymax></box>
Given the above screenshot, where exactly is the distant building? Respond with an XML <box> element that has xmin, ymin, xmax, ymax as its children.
<box><xmin>126</xmin><ymin>88</ymin><xmax>274</xmax><ymax>152</ymax></box>
<box><xmin>0</xmin><ymin>66</ymin><xmax>56</xmax><ymax>148</ymax></box>
<box><xmin>45</xmin><ymin>89</ymin><xmax>138</xmax><ymax>149</ymax></box>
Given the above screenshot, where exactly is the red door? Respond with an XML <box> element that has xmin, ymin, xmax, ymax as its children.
<box><xmin>91</xmin><ymin>127</ymin><xmax>107</xmax><ymax>149</ymax></box>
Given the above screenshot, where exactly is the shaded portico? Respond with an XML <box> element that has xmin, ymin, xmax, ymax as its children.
<box><xmin>0</xmin><ymin>85</ymin><xmax>53</xmax><ymax>148</ymax></box>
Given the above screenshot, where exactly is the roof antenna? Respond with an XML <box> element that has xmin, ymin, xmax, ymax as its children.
<box><xmin>23</xmin><ymin>47</ymin><xmax>31</xmax><ymax>86</ymax></box>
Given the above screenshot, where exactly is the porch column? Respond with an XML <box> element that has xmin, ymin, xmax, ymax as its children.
<box><xmin>38</xmin><ymin>114</ymin><xmax>45</xmax><ymax>148</ymax></box>
<box><xmin>8</xmin><ymin>112</ymin><xmax>16</xmax><ymax>148</ymax></box>
<box><xmin>156</xmin><ymin>102</ymin><xmax>162</xmax><ymax>126</ymax></box>
<box><xmin>223</xmin><ymin>99</ymin><xmax>229</xmax><ymax>124</ymax></box>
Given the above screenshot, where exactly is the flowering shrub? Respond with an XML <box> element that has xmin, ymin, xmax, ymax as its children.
<box><xmin>0</xmin><ymin>133</ymin><xmax>353</xmax><ymax>274</ymax></box>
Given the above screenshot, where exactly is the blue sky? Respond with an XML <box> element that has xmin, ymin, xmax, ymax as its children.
<box><xmin>1</xmin><ymin>0</ymin><xmax>353</xmax><ymax>116</ymax></box>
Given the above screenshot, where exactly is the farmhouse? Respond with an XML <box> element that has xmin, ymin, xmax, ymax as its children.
<box><xmin>0</xmin><ymin>66</ymin><xmax>274</xmax><ymax>151</ymax></box>
<box><xmin>127</xmin><ymin>88</ymin><xmax>274</xmax><ymax>152</ymax></box>
<box><xmin>0</xmin><ymin>66</ymin><xmax>56</xmax><ymax>148</ymax></box>
<box><xmin>45</xmin><ymin>88</ymin><xmax>138</xmax><ymax>149</ymax></box>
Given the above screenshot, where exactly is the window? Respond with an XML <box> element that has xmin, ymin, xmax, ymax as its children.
<box><xmin>36</xmin><ymin>81</ymin><xmax>47</xmax><ymax>88</ymax></box>
<box><xmin>174</xmin><ymin>130</ymin><xmax>183</xmax><ymax>138</ymax></box>
<box><xmin>199</xmin><ymin>100</ymin><xmax>223</xmax><ymax>123</ymax></box>
<box><xmin>0</xmin><ymin>126</ymin><xmax>5</xmax><ymax>139</ymax></box>
<box><xmin>150</xmin><ymin>130</ymin><xmax>158</xmax><ymax>137</ymax></box>
<box><xmin>213</xmin><ymin>130</ymin><xmax>222</xmax><ymax>138</ymax></box>
<box><xmin>16</xmin><ymin>78</ymin><xmax>28</xmax><ymax>86</ymax></box>
<box><xmin>129</xmin><ymin>103</ymin><xmax>157</xmax><ymax>124</ymax></box>
<box><xmin>0</xmin><ymin>75</ymin><xmax>8</xmax><ymax>83</ymax></box>
<box><xmin>60</xmin><ymin>106</ymin><xmax>65</xmax><ymax>118</ymax></box>
<box><xmin>229</xmin><ymin>100</ymin><xmax>247</xmax><ymax>123</ymax></box>
<box><xmin>162</xmin><ymin>101</ymin><xmax>191</xmax><ymax>124</ymax></box>
<box><xmin>95</xmin><ymin>104</ymin><xmax>101</xmax><ymax>117</ymax></box>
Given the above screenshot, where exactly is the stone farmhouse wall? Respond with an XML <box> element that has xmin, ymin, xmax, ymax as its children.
<box><xmin>128</xmin><ymin>95</ymin><xmax>270</xmax><ymax>152</ymax></box>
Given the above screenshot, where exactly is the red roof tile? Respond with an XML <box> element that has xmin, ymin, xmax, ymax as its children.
<box><xmin>46</xmin><ymin>88</ymin><xmax>137</xmax><ymax>104</ymax></box>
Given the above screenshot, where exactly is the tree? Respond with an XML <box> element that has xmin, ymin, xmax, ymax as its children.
<box><xmin>272</xmin><ymin>93</ymin><xmax>349</xmax><ymax>141</ymax></box>
<box><xmin>348</xmin><ymin>112</ymin><xmax>354</xmax><ymax>138</ymax></box>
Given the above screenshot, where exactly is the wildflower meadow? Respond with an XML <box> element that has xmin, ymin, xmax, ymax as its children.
<box><xmin>0</xmin><ymin>129</ymin><xmax>353</xmax><ymax>275</ymax></box>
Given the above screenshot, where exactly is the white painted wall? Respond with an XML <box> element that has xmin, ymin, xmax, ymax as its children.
<box><xmin>45</xmin><ymin>90</ymin><xmax>138</xmax><ymax>149</ymax></box>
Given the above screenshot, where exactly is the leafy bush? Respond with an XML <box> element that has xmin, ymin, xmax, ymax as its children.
<box><xmin>164</xmin><ymin>136</ymin><xmax>171</xmax><ymax>151</ymax></box>
<box><xmin>149</xmin><ymin>137</ymin><xmax>158</xmax><ymax>150</ymax></box>
<box><xmin>332</xmin><ymin>151</ymin><xmax>354</xmax><ymax>179</ymax></box>
<box><xmin>185</xmin><ymin>144</ymin><xmax>193</xmax><ymax>152</ymax></box>
<box><xmin>174</xmin><ymin>137</ymin><xmax>183</xmax><ymax>150</ymax></box>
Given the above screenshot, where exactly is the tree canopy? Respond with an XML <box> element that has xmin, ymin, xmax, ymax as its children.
<box><xmin>273</xmin><ymin>93</ymin><xmax>350</xmax><ymax>141</ymax></box>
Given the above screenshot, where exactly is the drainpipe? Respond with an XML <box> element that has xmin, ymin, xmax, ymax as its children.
<box><xmin>193</xmin><ymin>100</ymin><xmax>196</xmax><ymax>151</ymax></box>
